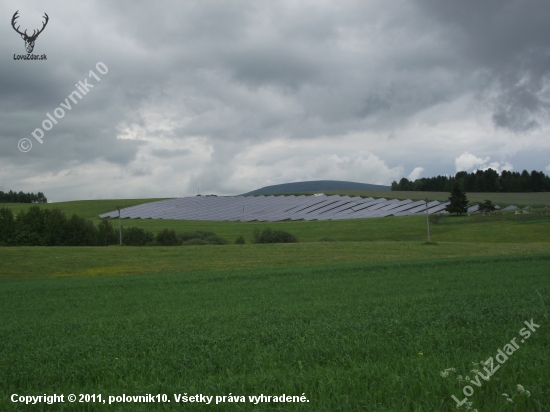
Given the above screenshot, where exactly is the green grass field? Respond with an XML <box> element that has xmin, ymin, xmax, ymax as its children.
<box><xmin>2</xmin><ymin>242</ymin><xmax>550</xmax><ymax>279</ymax></box>
<box><xmin>1</xmin><ymin>197</ymin><xmax>549</xmax><ymax>410</ymax></box>
<box><xmin>1</xmin><ymin>256</ymin><xmax>549</xmax><ymax>411</ymax></box>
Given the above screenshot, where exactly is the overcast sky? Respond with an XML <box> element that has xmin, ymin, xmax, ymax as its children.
<box><xmin>2</xmin><ymin>0</ymin><xmax>550</xmax><ymax>202</ymax></box>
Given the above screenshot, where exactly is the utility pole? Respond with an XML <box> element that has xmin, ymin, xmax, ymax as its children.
<box><xmin>425</xmin><ymin>198</ymin><xmax>430</xmax><ymax>242</ymax></box>
<box><xmin>116</xmin><ymin>206</ymin><xmax>122</xmax><ymax>246</ymax></box>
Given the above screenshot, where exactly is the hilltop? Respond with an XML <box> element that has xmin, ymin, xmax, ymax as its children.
<box><xmin>242</xmin><ymin>180</ymin><xmax>391</xmax><ymax>195</ymax></box>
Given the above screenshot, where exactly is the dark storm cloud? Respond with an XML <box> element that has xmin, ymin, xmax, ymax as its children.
<box><xmin>1</xmin><ymin>0</ymin><xmax>549</xmax><ymax>200</ymax></box>
<box><xmin>416</xmin><ymin>0</ymin><xmax>550</xmax><ymax>132</ymax></box>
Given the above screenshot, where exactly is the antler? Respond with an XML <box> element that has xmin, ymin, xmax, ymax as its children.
<box><xmin>29</xmin><ymin>13</ymin><xmax>49</xmax><ymax>40</ymax></box>
<box><xmin>11</xmin><ymin>11</ymin><xmax>26</xmax><ymax>37</ymax></box>
<box><xmin>11</xmin><ymin>11</ymin><xmax>49</xmax><ymax>40</ymax></box>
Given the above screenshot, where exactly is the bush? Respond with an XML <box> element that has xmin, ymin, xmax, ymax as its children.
<box><xmin>123</xmin><ymin>227</ymin><xmax>155</xmax><ymax>246</ymax></box>
<box><xmin>178</xmin><ymin>231</ymin><xmax>216</xmax><ymax>241</ymax></box>
<box><xmin>235</xmin><ymin>235</ymin><xmax>245</xmax><ymax>244</ymax></box>
<box><xmin>203</xmin><ymin>235</ymin><xmax>229</xmax><ymax>245</ymax></box>
<box><xmin>182</xmin><ymin>238</ymin><xmax>210</xmax><ymax>246</ymax></box>
<box><xmin>156</xmin><ymin>229</ymin><xmax>182</xmax><ymax>246</ymax></box>
<box><xmin>178</xmin><ymin>231</ymin><xmax>228</xmax><ymax>245</ymax></box>
<box><xmin>252</xmin><ymin>227</ymin><xmax>298</xmax><ymax>244</ymax></box>
<box><xmin>14</xmin><ymin>229</ymin><xmax>43</xmax><ymax>246</ymax></box>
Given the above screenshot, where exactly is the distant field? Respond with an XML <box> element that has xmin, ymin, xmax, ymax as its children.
<box><xmin>1</xmin><ymin>255</ymin><xmax>548</xmax><ymax>411</ymax></box>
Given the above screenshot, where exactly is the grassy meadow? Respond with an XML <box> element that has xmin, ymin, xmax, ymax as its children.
<box><xmin>1</xmin><ymin>195</ymin><xmax>549</xmax><ymax>410</ymax></box>
<box><xmin>1</xmin><ymin>256</ymin><xmax>549</xmax><ymax>411</ymax></box>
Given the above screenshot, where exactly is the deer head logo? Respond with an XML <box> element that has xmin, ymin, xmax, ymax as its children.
<box><xmin>11</xmin><ymin>11</ymin><xmax>49</xmax><ymax>54</ymax></box>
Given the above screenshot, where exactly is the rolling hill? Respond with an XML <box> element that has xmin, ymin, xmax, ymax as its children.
<box><xmin>242</xmin><ymin>180</ymin><xmax>391</xmax><ymax>195</ymax></box>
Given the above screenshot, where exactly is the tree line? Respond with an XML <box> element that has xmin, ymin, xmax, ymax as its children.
<box><xmin>0</xmin><ymin>206</ymin><xmax>118</xmax><ymax>246</ymax></box>
<box><xmin>0</xmin><ymin>206</ymin><xmax>302</xmax><ymax>247</ymax></box>
<box><xmin>0</xmin><ymin>205</ymin><xmax>199</xmax><ymax>247</ymax></box>
<box><xmin>0</xmin><ymin>206</ymin><xmax>191</xmax><ymax>247</ymax></box>
<box><xmin>0</xmin><ymin>190</ymin><xmax>47</xmax><ymax>203</ymax></box>
<box><xmin>391</xmin><ymin>169</ymin><xmax>550</xmax><ymax>192</ymax></box>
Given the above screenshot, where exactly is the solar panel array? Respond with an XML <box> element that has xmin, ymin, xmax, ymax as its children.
<box><xmin>468</xmin><ymin>204</ymin><xmax>502</xmax><ymax>212</ymax></box>
<box><xmin>502</xmin><ymin>205</ymin><xmax>518</xmax><ymax>211</ymax></box>
<box><xmin>99</xmin><ymin>195</ymin><xmax>450</xmax><ymax>222</ymax></box>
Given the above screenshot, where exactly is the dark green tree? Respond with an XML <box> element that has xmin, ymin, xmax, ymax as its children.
<box><xmin>98</xmin><ymin>219</ymin><xmax>118</xmax><ymax>246</ymax></box>
<box><xmin>122</xmin><ymin>226</ymin><xmax>154</xmax><ymax>246</ymax></box>
<box><xmin>445</xmin><ymin>181</ymin><xmax>469</xmax><ymax>215</ymax></box>
<box><xmin>0</xmin><ymin>207</ymin><xmax>15</xmax><ymax>245</ymax></box>
<box><xmin>14</xmin><ymin>206</ymin><xmax>46</xmax><ymax>245</ymax></box>
<box><xmin>155</xmin><ymin>229</ymin><xmax>182</xmax><ymax>246</ymax></box>
<box><xmin>478</xmin><ymin>200</ymin><xmax>495</xmax><ymax>212</ymax></box>
<box><xmin>67</xmin><ymin>214</ymin><xmax>98</xmax><ymax>246</ymax></box>
<box><xmin>42</xmin><ymin>209</ymin><xmax>70</xmax><ymax>246</ymax></box>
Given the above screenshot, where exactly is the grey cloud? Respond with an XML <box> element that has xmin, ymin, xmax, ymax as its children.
<box><xmin>357</xmin><ymin>92</ymin><xmax>393</xmax><ymax>118</ymax></box>
<box><xmin>415</xmin><ymin>0</ymin><xmax>550</xmax><ymax>132</ymax></box>
<box><xmin>151</xmin><ymin>148</ymin><xmax>191</xmax><ymax>158</ymax></box>
<box><xmin>1</xmin><ymin>0</ymin><xmax>550</xmax><ymax>201</ymax></box>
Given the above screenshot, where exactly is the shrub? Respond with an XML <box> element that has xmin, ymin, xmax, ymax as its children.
<box><xmin>123</xmin><ymin>227</ymin><xmax>154</xmax><ymax>246</ymax></box>
<box><xmin>252</xmin><ymin>227</ymin><xmax>298</xmax><ymax>244</ymax></box>
<box><xmin>235</xmin><ymin>235</ymin><xmax>245</xmax><ymax>244</ymax></box>
<box><xmin>178</xmin><ymin>231</ymin><xmax>216</xmax><ymax>241</ymax></box>
<box><xmin>182</xmin><ymin>238</ymin><xmax>209</xmax><ymax>246</ymax></box>
<box><xmin>178</xmin><ymin>232</ymin><xmax>197</xmax><ymax>242</ymax></box>
<box><xmin>178</xmin><ymin>231</ymin><xmax>228</xmax><ymax>245</ymax></box>
<box><xmin>14</xmin><ymin>229</ymin><xmax>43</xmax><ymax>246</ymax></box>
<box><xmin>203</xmin><ymin>235</ymin><xmax>229</xmax><ymax>245</ymax></box>
<box><xmin>156</xmin><ymin>229</ymin><xmax>182</xmax><ymax>246</ymax></box>
<box><xmin>195</xmin><ymin>231</ymin><xmax>216</xmax><ymax>239</ymax></box>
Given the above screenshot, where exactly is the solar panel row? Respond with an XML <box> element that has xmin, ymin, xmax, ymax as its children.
<box><xmin>98</xmin><ymin>195</ymin><xmax>451</xmax><ymax>221</ymax></box>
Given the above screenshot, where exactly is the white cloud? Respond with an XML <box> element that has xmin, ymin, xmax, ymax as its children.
<box><xmin>455</xmin><ymin>152</ymin><xmax>490</xmax><ymax>172</ymax></box>
<box><xmin>407</xmin><ymin>167</ymin><xmax>424</xmax><ymax>181</ymax></box>
<box><xmin>482</xmin><ymin>161</ymin><xmax>513</xmax><ymax>173</ymax></box>
<box><xmin>454</xmin><ymin>152</ymin><xmax>514</xmax><ymax>175</ymax></box>
<box><xmin>546</xmin><ymin>165</ymin><xmax>550</xmax><ymax>173</ymax></box>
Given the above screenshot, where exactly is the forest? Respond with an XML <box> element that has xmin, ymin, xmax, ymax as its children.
<box><xmin>0</xmin><ymin>190</ymin><xmax>47</xmax><ymax>203</ymax></box>
<box><xmin>391</xmin><ymin>169</ymin><xmax>550</xmax><ymax>192</ymax></box>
